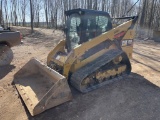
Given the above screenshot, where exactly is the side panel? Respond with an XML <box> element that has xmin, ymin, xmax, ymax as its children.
<box><xmin>70</xmin><ymin>44</ymin><xmax>117</xmax><ymax>72</ymax></box>
<box><xmin>47</xmin><ymin>19</ymin><xmax>137</xmax><ymax>78</ymax></box>
<box><xmin>63</xmin><ymin>20</ymin><xmax>134</xmax><ymax>77</ymax></box>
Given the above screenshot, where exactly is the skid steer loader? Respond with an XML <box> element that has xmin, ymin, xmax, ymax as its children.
<box><xmin>13</xmin><ymin>9</ymin><xmax>138</xmax><ymax>116</ymax></box>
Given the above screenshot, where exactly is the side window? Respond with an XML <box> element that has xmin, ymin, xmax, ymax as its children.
<box><xmin>70</xmin><ymin>16</ymin><xmax>81</xmax><ymax>32</ymax></box>
<box><xmin>96</xmin><ymin>16</ymin><xmax>109</xmax><ymax>33</ymax></box>
<box><xmin>69</xmin><ymin>15</ymin><xmax>81</xmax><ymax>49</ymax></box>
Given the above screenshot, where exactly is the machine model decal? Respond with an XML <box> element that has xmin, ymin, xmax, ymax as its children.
<box><xmin>122</xmin><ymin>40</ymin><xmax>133</xmax><ymax>46</ymax></box>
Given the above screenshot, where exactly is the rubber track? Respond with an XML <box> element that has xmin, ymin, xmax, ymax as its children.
<box><xmin>70</xmin><ymin>49</ymin><xmax>129</xmax><ymax>93</ymax></box>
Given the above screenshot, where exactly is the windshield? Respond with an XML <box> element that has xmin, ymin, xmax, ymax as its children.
<box><xmin>66</xmin><ymin>13</ymin><xmax>111</xmax><ymax>51</ymax></box>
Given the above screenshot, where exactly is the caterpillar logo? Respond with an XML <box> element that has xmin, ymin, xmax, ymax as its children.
<box><xmin>114</xmin><ymin>31</ymin><xmax>126</xmax><ymax>39</ymax></box>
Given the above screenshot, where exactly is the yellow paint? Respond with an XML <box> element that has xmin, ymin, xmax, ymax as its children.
<box><xmin>70</xmin><ymin>45</ymin><xmax>116</xmax><ymax>72</ymax></box>
<box><xmin>96</xmin><ymin>65</ymin><xmax>126</xmax><ymax>80</ymax></box>
<box><xmin>47</xmin><ymin>19</ymin><xmax>135</xmax><ymax>78</ymax></box>
<box><xmin>47</xmin><ymin>40</ymin><xmax>66</xmax><ymax>65</ymax></box>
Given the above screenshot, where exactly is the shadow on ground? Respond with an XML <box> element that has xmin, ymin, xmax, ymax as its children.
<box><xmin>0</xmin><ymin>65</ymin><xmax>15</xmax><ymax>79</ymax></box>
<box><xmin>19</xmin><ymin>72</ymin><xmax>160</xmax><ymax>120</ymax></box>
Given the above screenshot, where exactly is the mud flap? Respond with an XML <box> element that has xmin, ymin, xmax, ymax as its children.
<box><xmin>13</xmin><ymin>58</ymin><xmax>72</xmax><ymax>116</ymax></box>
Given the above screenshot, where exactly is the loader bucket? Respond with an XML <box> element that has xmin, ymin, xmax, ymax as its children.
<box><xmin>13</xmin><ymin>58</ymin><xmax>72</xmax><ymax>116</ymax></box>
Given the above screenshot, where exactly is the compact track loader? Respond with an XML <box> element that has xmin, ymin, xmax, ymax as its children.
<box><xmin>13</xmin><ymin>9</ymin><xmax>138</xmax><ymax>116</ymax></box>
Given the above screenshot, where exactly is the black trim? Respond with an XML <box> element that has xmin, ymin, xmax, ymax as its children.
<box><xmin>112</xmin><ymin>16</ymin><xmax>138</xmax><ymax>20</ymax></box>
<box><xmin>81</xmin><ymin>40</ymin><xmax>113</xmax><ymax>60</ymax></box>
<box><xmin>65</xmin><ymin>8</ymin><xmax>110</xmax><ymax>17</ymax></box>
<box><xmin>130</xmin><ymin>16</ymin><xmax>138</xmax><ymax>29</ymax></box>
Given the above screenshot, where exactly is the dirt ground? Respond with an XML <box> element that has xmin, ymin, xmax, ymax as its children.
<box><xmin>0</xmin><ymin>26</ymin><xmax>160</xmax><ymax>120</ymax></box>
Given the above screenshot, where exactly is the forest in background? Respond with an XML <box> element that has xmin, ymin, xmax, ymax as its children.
<box><xmin>0</xmin><ymin>0</ymin><xmax>160</xmax><ymax>37</ymax></box>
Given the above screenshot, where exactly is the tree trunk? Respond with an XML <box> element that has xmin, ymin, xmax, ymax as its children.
<box><xmin>30</xmin><ymin>0</ymin><xmax>34</xmax><ymax>33</ymax></box>
<box><xmin>139</xmin><ymin>0</ymin><xmax>147</xmax><ymax>28</ymax></box>
<box><xmin>0</xmin><ymin>0</ymin><xmax>2</xmax><ymax>24</ymax></box>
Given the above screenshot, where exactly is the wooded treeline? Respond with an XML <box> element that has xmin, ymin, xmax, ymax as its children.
<box><xmin>0</xmin><ymin>0</ymin><xmax>160</xmax><ymax>32</ymax></box>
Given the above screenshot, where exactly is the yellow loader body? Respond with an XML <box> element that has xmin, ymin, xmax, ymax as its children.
<box><xmin>13</xmin><ymin>9</ymin><xmax>138</xmax><ymax>116</ymax></box>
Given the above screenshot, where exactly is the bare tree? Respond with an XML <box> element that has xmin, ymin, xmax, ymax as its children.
<box><xmin>44</xmin><ymin>0</ymin><xmax>49</xmax><ymax>28</ymax></box>
<box><xmin>30</xmin><ymin>0</ymin><xmax>33</xmax><ymax>32</ymax></box>
<box><xmin>2</xmin><ymin>0</ymin><xmax>160</xmax><ymax>34</ymax></box>
<box><xmin>0</xmin><ymin>0</ymin><xmax>2</xmax><ymax>24</ymax></box>
<box><xmin>21</xmin><ymin>0</ymin><xmax>28</xmax><ymax>26</ymax></box>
